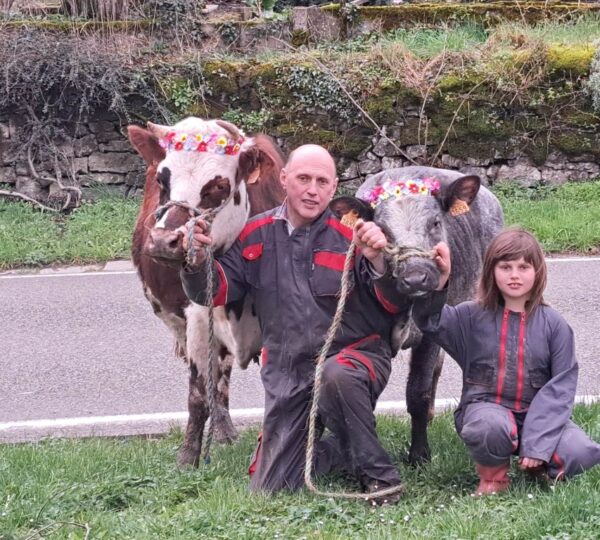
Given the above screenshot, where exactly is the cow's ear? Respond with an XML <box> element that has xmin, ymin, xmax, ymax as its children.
<box><xmin>440</xmin><ymin>175</ymin><xmax>480</xmax><ymax>215</ymax></box>
<box><xmin>237</xmin><ymin>134</ymin><xmax>284</xmax><ymax>186</ymax></box>
<box><xmin>237</xmin><ymin>145</ymin><xmax>261</xmax><ymax>185</ymax></box>
<box><xmin>127</xmin><ymin>125</ymin><xmax>165</xmax><ymax>165</ymax></box>
<box><xmin>329</xmin><ymin>196</ymin><xmax>374</xmax><ymax>223</ymax></box>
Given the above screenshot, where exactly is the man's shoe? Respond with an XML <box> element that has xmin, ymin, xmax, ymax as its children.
<box><xmin>365</xmin><ymin>480</ymin><xmax>404</xmax><ymax>506</ymax></box>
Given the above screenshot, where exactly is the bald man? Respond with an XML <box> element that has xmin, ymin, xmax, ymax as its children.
<box><xmin>181</xmin><ymin>145</ymin><xmax>406</xmax><ymax>503</ymax></box>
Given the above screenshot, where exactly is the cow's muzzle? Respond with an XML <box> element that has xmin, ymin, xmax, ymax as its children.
<box><xmin>394</xmin><ymin>261</ymin><xmax>439</xmax><ymax>296</ymax></box>
<box><xmin>145</xmin><ymin>228</ymin><xmax>185</xmax><ymax>264</ymax></box>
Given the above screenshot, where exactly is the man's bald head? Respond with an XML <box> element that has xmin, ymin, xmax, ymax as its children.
<box><xmin>280</xmin><ymin>144</ymin><xmax>338</xmax><ymax>229</ymax></box>
<box><xmin>286</xmin><ymin>144</ymin><xmax>337</xmax><ymax>179</ymax></box>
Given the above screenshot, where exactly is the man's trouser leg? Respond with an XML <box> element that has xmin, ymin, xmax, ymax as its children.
<box><xmin>317</xmin><ymin>351</ymin><xmax>400</xmax><ymax>488</ymax></box>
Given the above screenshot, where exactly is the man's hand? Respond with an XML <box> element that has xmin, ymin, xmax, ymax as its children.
<box><xmin>354</xmin><ymin>218</ymin><xmax>387</xmax><ymax>275</ymax></box>
<box><xmin>180</xmin><ymin>218</ymin><xmax>213</xmax><ymax>269</ymax></box>
<box><xmin>432</xmin><ymin>242</ymin><xmax>451</xmax><ymax>290</ymax></box>
<box><xmin>518</xmin><ymin>457</ymin><xmax>545</xmax><ymax>471</ymax></box>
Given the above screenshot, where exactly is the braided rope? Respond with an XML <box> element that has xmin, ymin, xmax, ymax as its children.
<box><xmin>202</xmin><ymin>245</ymin><xmax>217</xmax><ymax>464</ymax></box>
<box><xmin>155</xmin><ymin>193</ymin><xmax>234</xmax><ymax>465</ymax></box>
<box><xmin>304</xmin><ymin>239</ymin><xmax>404</xmax><ymax>503</ymax></box>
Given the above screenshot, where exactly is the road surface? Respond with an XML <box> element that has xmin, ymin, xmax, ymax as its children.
<box><xmin>1</xmin><ymin>258</ymin><xmax>599</xmax><ymax>442</ymax></box>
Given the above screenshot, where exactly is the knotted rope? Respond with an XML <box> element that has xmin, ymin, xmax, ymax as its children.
<box><xmin>155</xmin><ymin>192</ymin><xmax>234</xmax><ymax>465</ymax></box>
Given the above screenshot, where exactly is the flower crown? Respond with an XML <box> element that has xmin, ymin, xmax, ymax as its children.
<box><xmin>158</xmin><ymin>131</ymin><xmax>245</xmax><ymax>156</ymax></box>
<box><xmin>362</xmin><ymin>177</ymin><xmax>441</xmax><ymax>209</ymax></box>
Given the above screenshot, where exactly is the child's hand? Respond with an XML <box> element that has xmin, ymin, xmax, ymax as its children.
<box><xmin>518</xmin><ymin>457</ymin><xmax>545</xmax><ymax>470</ymax></box>
<box><xmin>433</xmin><ymin>242</ymin><xmax>451</xmax><ymax>290</ymax></box>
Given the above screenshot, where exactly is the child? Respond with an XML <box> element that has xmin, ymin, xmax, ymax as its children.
<box><xmin>413</xmin><ymin>227</ymin><xmax>600</xmax><ymax>495</ymax></box>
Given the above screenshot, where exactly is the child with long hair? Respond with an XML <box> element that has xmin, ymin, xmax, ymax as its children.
<box><xmin>413</xmin><ymin>227</ymin><xmax>600</xmax><ymax>494</ymax></box>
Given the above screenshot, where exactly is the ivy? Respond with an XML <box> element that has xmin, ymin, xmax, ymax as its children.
<box><xmin>283</xmin><ymin>65</ymin><xmax>353</xmax><ymax>120</ymax></box>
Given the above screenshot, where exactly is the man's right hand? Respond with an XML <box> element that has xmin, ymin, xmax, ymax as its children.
<box><xmin>180</xmin><ymin>218</ymin><xmax>213</xmax><ymax>268</ymax></box>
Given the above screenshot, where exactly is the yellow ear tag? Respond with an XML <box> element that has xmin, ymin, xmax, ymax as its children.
<box><xmin>247</xmin><ymin>166</ymin><xmax>261</xmax><ymax>185</ymax></box>
<box><xmin>340</xmin><ymin>209</ymin><xmax>359</xmax><ymax>228</ymax></box>
<box><xmin>450</xmin><ymin>199</ymin><xmax>470</xmax><ymax>217</ymax></box>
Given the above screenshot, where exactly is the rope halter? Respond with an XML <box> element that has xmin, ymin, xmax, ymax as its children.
<box><xmin>383</xmin><ymin>244</ymin><xmax>436</xmax><ymax>278</ymax></box>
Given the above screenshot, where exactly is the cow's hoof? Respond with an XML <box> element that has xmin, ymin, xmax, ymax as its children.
<box><xmin>213</xmin><ymin>419</ymin><xmax>238</xmax><ymax>444</ymax></box>
<box><xmin>407</xmin><ymin>447</ymin><xmax>431</xmax><ymax>467</ymax></box>
<box><xmin>176</xmin><ymin>446</ymin><xmax>200</xmax><ymax>469</ymax></box>
<box><xmin>212</xmin><ymin>405</ymin><xmax>238</xmax><ymax>444</ymax></box>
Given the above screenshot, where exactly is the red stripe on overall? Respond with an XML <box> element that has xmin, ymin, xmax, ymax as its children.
<box><xmin>495</xmin><ymin>309</ymin><xmax>510</xmax><ymax>404</ymax></box>
<box><xmin>326</xmin><ymin>217</ymin><xmax>353</xmax><ymax>241</ymax></box>
<box><xmin>336</xmin><ymin>334</ymin><xmax>380</xmax><ymax>381</ymax></box>
<box><xmin>514</xmin><ymin>312</ymin><xmax>527</xmax><ymax>411</ymax></box>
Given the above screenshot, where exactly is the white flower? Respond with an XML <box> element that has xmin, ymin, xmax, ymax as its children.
<box><xmin>403</xmin><ymin>515</ymin><xmax>411</xmax><ymax>522</ymax></box>
<box><xmin>527</xmin><ymin>493</ymin><xmax>534</xmax><ymax>499</ymax></box>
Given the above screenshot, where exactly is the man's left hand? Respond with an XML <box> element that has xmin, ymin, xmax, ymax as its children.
<box><xmin>354</xmin><ymin>219</ymin><xmax>387</xmax><ymax>274</ymax></box>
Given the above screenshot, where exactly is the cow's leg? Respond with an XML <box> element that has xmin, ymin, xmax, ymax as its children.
<box><xmin>177</xmin><ymin>362</ymin><xmax>208</xmax><ymax>468</ymax></box>
<box><xmin>212</xmin><ymin>349</ymin><xmax>238</xmax><ymax>444</ymax></box>
<box><xmin>406</xmin><ymin>337</ymin><xmax>443</xmax><ymax>465</ymax></box>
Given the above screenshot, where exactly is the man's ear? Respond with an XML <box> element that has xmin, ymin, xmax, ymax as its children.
<box><xmin>438</xmin><ymin>175</ymin><xmax>480</xmax><ymax>215</ymax></box>
<box><xmin>329</xmin><ymin>196</ymin><xmax>374</xmax><ymax>222</ymax></box>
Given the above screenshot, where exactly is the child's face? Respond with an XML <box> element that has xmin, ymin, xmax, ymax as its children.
<box><xmin>494</xmin><ymin>257</ymin><xmax>536</xmax><ymax>307</ymax></box>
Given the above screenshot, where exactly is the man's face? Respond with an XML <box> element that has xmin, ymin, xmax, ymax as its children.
<box><xmin>280</xmin><ymin>149</ymin><xmax>338</xmax><ymax>229</ymax></box>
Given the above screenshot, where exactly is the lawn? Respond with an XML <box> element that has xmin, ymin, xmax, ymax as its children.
<box><xmin>1</xmin><ymin>406</ymin><xmax>599</xmax><ymax>539</ymax></box>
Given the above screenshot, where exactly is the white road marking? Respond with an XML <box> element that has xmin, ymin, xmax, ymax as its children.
<box><xmin>2</xmin><ymin>396</ymin><xmax>598</xmax><ymax>435</ymax></box>
<box><xmin>1</xmin><ymin>256</ymin><xmax>599</xmax><ymax>280</ymax></box>
<box><xmin>0</xmin><ymin>270</ymin><xmax>137</xmax><ymax>280</ymax></box>
<box><xmin>546</xmin><ymin>257</ymin><xmax>600</xmax><ymax>263</ymax></box>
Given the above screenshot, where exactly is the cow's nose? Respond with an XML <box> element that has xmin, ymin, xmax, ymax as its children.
<box><xmin>401</xmin><ymin>270</ymin><xmax>428</xmax><ymax>291</ymax></box>
<box><xmin>147</xmin><ymin>228</ymin><xmax>184</xmax><ymax>261</ymax></box>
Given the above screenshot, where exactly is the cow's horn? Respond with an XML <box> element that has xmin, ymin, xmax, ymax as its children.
<box><xmin>147</xmin><ymin>122</ymin><xmax>172</xmax><ymax>140</ymax></box>
<box><xmin>215</xmin><ymin>120</ymin><xmax>242</xmax><ymax>142</ymax></box>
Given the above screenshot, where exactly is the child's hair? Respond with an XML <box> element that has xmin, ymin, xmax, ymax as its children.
<box><xmin>477</xmin><ymin>227</ymin><xmax>547</xmax><ymax>313</ymax></box>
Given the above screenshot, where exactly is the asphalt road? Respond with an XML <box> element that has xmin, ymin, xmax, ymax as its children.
<box><xmin>1</xmin><ymin>257</ymin><xmax>599</xmax><ymax>442</ymax></box>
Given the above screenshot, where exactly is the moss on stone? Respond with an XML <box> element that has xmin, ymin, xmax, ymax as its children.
<box><xmin>552</xmin><ymin>132</ymin><xmax>600</xmax><ymax>157</ymax></box>
<box><xmin>203</xmin><ymin>60</ymin><xmax>241</xmax><ymax>96</ymax></box>
<box><xmin>547</xmin><ymin>44</ymin><xmax>595</xmax><ymax>77</ymax></box>
<box><xmin>291</xmin><ymin>30</ymin><xmax>310</xmax><ymax>48</ymax></box>
<box><xmin>525</xmin><ymin>141</ymin><xmax>550</xmax><ymax>166</ymax></box>
<box><xmin>322</xmin><ymin>2</ymin><xmax>600</xmax><ymax>30</ymax></box>
<box><xmin>2</xmin><ymin>19</ymin><xmax>151</xmax><ymax>31</ymax></box>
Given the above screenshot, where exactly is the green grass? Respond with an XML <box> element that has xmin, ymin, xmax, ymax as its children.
<box><xmin>0</xmin><ymin>196</ymin><xmax>139</xmax><ymax>270</ymax></box>
<box><xmin>1</xmin><ymin>406</ymin><xmax>599</xmax><ymax>539</ymax></box>
<box><xmin>493</xmin><ymin>181</ymin><xmax>600</xmax><ymax>253</ymax></box>
<box><xmin>0</xmin><ymin>180</ymin><xmax>599</xmax><ymax>270</ymax></box>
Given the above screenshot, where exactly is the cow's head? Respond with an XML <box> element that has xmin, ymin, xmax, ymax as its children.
<box><xmin>128</xmin><ymin>117</ymin><xmax>276</xmax><ymax>264</ymax></box>
<box><xmin>331</xmin><ymin>169</ymin><xmax>480</xmax><ymax>297</ymax></box>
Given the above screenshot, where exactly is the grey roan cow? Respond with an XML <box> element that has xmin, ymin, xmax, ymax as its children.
<box><xmin>331</xmin><ymin>166</ymin><xmax>504</xmax><ymax>464</ymax></box>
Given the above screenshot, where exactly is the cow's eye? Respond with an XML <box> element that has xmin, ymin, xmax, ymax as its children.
<box><xmin>432</xmin><ymin>219</ymin><xmax>441</xmax><ymax>229</ymax></box>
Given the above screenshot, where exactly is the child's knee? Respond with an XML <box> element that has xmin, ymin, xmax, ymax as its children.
<box><xmin>460</xmin><ymin>416</ymin><xmax>514</xmax><ymax>463</ymax></box>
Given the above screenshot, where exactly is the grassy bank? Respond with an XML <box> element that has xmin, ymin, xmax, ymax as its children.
<box><xmin>0</xmin><ymin>180</ymin><xmax>599</xmax><ymax>270</ymax></box>
<box><xmin>1</xmin><ymin>406</ymin><xmax>599</xmax><ymax>539</ymax></box>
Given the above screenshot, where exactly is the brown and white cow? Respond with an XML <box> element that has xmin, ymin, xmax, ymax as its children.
<box><xmin>128</xmin><ymin>117</ymin><xmax>285</xmax><ymax>467</ymax></box>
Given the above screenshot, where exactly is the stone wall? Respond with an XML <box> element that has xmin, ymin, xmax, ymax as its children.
<box><xmin>341</xmin><ymin>133</ymin><xmax>600</xmax><ymax>192</ymax></box>
<box><xmin>0</xmin><ymin>114</ymin><xmax>145</xmax><ymax>201</ymax></box>
<box><xmin>2</xmin><ymin>107</ymin><xmax>599</xmax><ymax>203</ymax></box>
